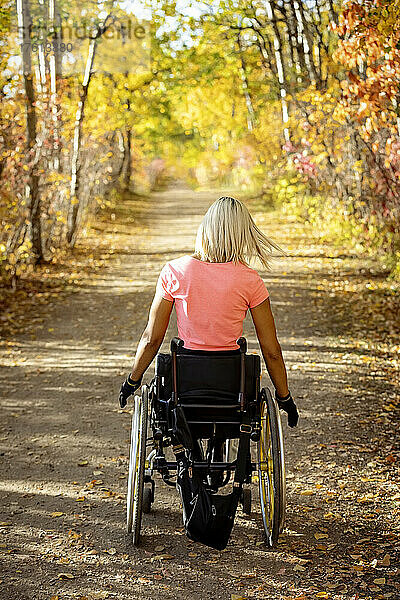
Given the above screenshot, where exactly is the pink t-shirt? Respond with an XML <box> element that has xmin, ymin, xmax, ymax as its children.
<box><xmin>156</xmin><ymin>255</ymin><xmax>269</xmax><ymax>351</ymax></box>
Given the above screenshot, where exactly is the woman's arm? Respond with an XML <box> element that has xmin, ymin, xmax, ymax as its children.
<box><xmin>250</xmin><ymin>298</ymin><xmax>289</xmax><ymax>398</ymax></box>
<box><xmin>130</xmin><ymin>293</ymin><xmax>174</xmax><ymax>380</ymax></box>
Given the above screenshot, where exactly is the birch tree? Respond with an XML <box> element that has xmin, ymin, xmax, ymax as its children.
<box><xmin>48</xmin><ymin>0</ymin><xmax>62</xmax><ymax>172</ymax></box>
<box><xmin>16</xmin><ymin>0</ymin><xmax>42</xmax><ymax>262</ymax></box>
<box><xmin>265</xmin><ymin>0</ymin><xmax>290</xmax><ymax>142</ymax></box>
<box><xmin>237</xmin><ymin>32</ymin><xmax>255</xmax><ymax>132</ymax></box>
<box><xmin>66</xmin><ymin>14</ymin><xmax>114</xmax><ymax>246</ymax></box>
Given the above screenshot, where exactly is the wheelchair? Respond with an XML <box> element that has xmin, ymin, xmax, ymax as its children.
<box><xmin>126</xmin><ymin>336</ymin><xmax>286</xmax><ymax>548</ymax></box>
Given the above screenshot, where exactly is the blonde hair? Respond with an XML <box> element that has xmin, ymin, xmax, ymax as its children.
<box><xmin>193</xmin><ymin>196</ymin><xmax>285</xmax><ymax>270</ymax></box>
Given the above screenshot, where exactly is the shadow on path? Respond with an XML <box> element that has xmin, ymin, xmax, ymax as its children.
<box><xmin>0</xmin><ymin>186</ymin><xmax>399</xmax><ymax>600</ymax></box>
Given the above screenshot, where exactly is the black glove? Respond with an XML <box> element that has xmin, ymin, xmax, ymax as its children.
<box><xmin>119</xmin><ymin>374</ymin><xmax>142</xmax><ymax>408</ymax></box>
<box><xmin>275</xmin><ymin>391</ymin><xmax>299</xmax><ymax>428</ymax></box>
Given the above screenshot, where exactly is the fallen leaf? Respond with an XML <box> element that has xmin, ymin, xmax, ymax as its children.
<box><xmin>76</xmin><ymin>496</ymin><xmax>85</xmax><ymax>502</ymax></box>
<box><xmin>57</xmin><ymin>572</ymin><xmax>75</xmax><ymax>579</ymax></box>
<box><xmin>300</xmin><ymin>490</ymin><xmax>315</xmax><ymax>496</ymax></box>
<box><xmin>373</xmin><ymin>577</ymin><xmax>385</xmax><ymax>585</ymax></box>
<box><xmin>154</xmin><ymin>545</ymin><xmax>165</xmax><ymax>552</ymax></box>
<box><xmin>294</xmin><ymin>564</ymin><xmax>306</xmax><ymax>572</ymax></box>
<box><xmin>314</xmin><ymin>533</ymin><xmax>328</xmax><ymax>540</ymax></box>
<box><xmin>151</xmin><ymin>554</ymin><xmax>174</xmax><ymax>562</ymax></box>
<box><xmin>78</xmin><ymin>460</ymin><xmax>88</xmax><ymax>466</ymax></box>
<box><xmin>51</xmin><ymin>512</ymin><xmax>64</xmax><ymax>518</ymax></box>
<box><xmin>316</xmin><ymin>593</ymin><xmax>329</xmax><ymax>599</ymax></box>
<box><xmin>380</xmin><ymin>554</ymin><xmax>390</xmax><ymax>566</ymax></box>
<box><xmin>385</xmin><ymin>454</ymin><xmax>396</xmax><ymax>463</ymax></box>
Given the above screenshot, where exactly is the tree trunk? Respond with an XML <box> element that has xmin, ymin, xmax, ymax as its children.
<box><xmin>49</xmin><ymin>0</ymin><xmax>62</xmax><ymax>172</ymax></box>
<box><xmin>281</xmin><ymin>3</ymin><xmax>296</xmax><ymax>73</ymax></box>
<box><xmin>328</xmin><ymin>0</ymin><xmax>338</xmax><ymax>26</ymax></box>
<box><xmin>265</xmin><ymin>0</ymin><xmax>290</xmax><ymax>142</ymax></box>
<box><xmin>16</xmin><ymin>0</ymin><xmax>42</xmax><ymax>262</ymax></box>
<box><xmin>290</xmin><ymin>0</ymin><xmax>320</xmax><ymax>87</ymax></box>
<box><xmin>254</xmin><ymin>31</ymin><xmax>278</xmax><ymax>78</ymax></box>
<box><xmin>123</xmin><ymin>126</ymin><xmax>132</xmax><ymax>190</ymax></box>
<box><xmin>115</xmin><ymin>129</ymin><xmax>126</xmax><ymax>179</ymax></box>
<box><xmin>286</xmin><ymin>0</ymin><xmax>308</xmax><ymax>82</ymax></box>
<box><xmin>66</xmin><ymin>36</ymin><xmax>98</xmax><ymax>246</ymax></box>
<box><xmin>66</xmin><ymin>14</ymin><xmax>114</xmax><ymax>246</ymax></box>
<box><xmin>121</xmin><ymin>61</ymin><xmax>133</xmax><ymax>190</ymax></box>
<box><xmin>237</xmin><ymin>33</ymin><xmax>255</xmax><ymax>131</ymax></box>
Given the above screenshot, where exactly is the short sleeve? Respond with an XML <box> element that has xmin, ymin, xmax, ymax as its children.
<box><xmin>155</xmin><ymin>263</ymin><xmax>177</xmax><ymax>302</ymax></box>
<box><xmin>248</xmin><ymin>273</ymin><xmax>269</xmax><ymax>309</ymax></box>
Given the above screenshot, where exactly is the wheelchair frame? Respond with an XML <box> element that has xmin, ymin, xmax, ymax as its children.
<box><xmin>126</xmin><ymin>337</ymin><xmax>286</xmax><ymax>548</ymax></box>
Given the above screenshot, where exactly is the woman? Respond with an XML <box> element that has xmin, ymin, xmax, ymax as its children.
<box><xmin>119</xmin><ymin>196</ymin><xmax>298</xmax><ymax>429</ymax></box>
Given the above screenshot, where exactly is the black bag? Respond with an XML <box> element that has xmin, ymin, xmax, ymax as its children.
<box><xmin>176</xmin><ymin>453</ymin><xmax>240</xmax><ymax>550</ymax></box>
<box><xmin>171</xmin><ymin>404</ymin><xmax>194</xmax><ymax>450</ymax></box>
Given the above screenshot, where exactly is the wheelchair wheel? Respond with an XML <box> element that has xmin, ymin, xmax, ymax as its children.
<box><xmin>126</xmin><ymin>386</ymin><xmax>148</xmax><ymax>545</ymax></box>
<box><xmin>257</xmin><ymin>388</ymin><xmax>286</xmax><ymax>547</ymax></box>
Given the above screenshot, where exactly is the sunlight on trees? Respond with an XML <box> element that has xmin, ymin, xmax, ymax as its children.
<box><xmin>1</xmin><ymin>0</ymin><xmax>400</xmax><ymax>284</ymax></box>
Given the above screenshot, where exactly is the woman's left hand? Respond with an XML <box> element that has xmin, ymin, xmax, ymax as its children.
<box><xmin>275</xmin><ymin>391</ymin><xmax>299</xmax><ymax>427</ymax></box>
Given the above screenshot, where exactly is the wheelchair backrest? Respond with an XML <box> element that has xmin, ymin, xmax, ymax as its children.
<box><xmin>155</xmin><ymin>352</ymin><xmax>261</xmax><ymax>402</ymax></box>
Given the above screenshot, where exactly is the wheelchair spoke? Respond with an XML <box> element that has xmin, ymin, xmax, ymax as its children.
<box><xmin>259</xmin><ymin>408</ymin><xmax>274</xmax><ymax>533</ymax></box>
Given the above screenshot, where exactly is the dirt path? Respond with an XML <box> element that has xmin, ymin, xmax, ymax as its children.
<box><xmin>0</xmin><ymin>186</ymin><xmax>399</xmax><ymax>600</ymax></box>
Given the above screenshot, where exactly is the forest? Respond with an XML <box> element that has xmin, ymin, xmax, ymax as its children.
<box><xmin>1</xmin><ymin>0</ymin><xmax>400</xmax><ymax>285</ymax></box>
